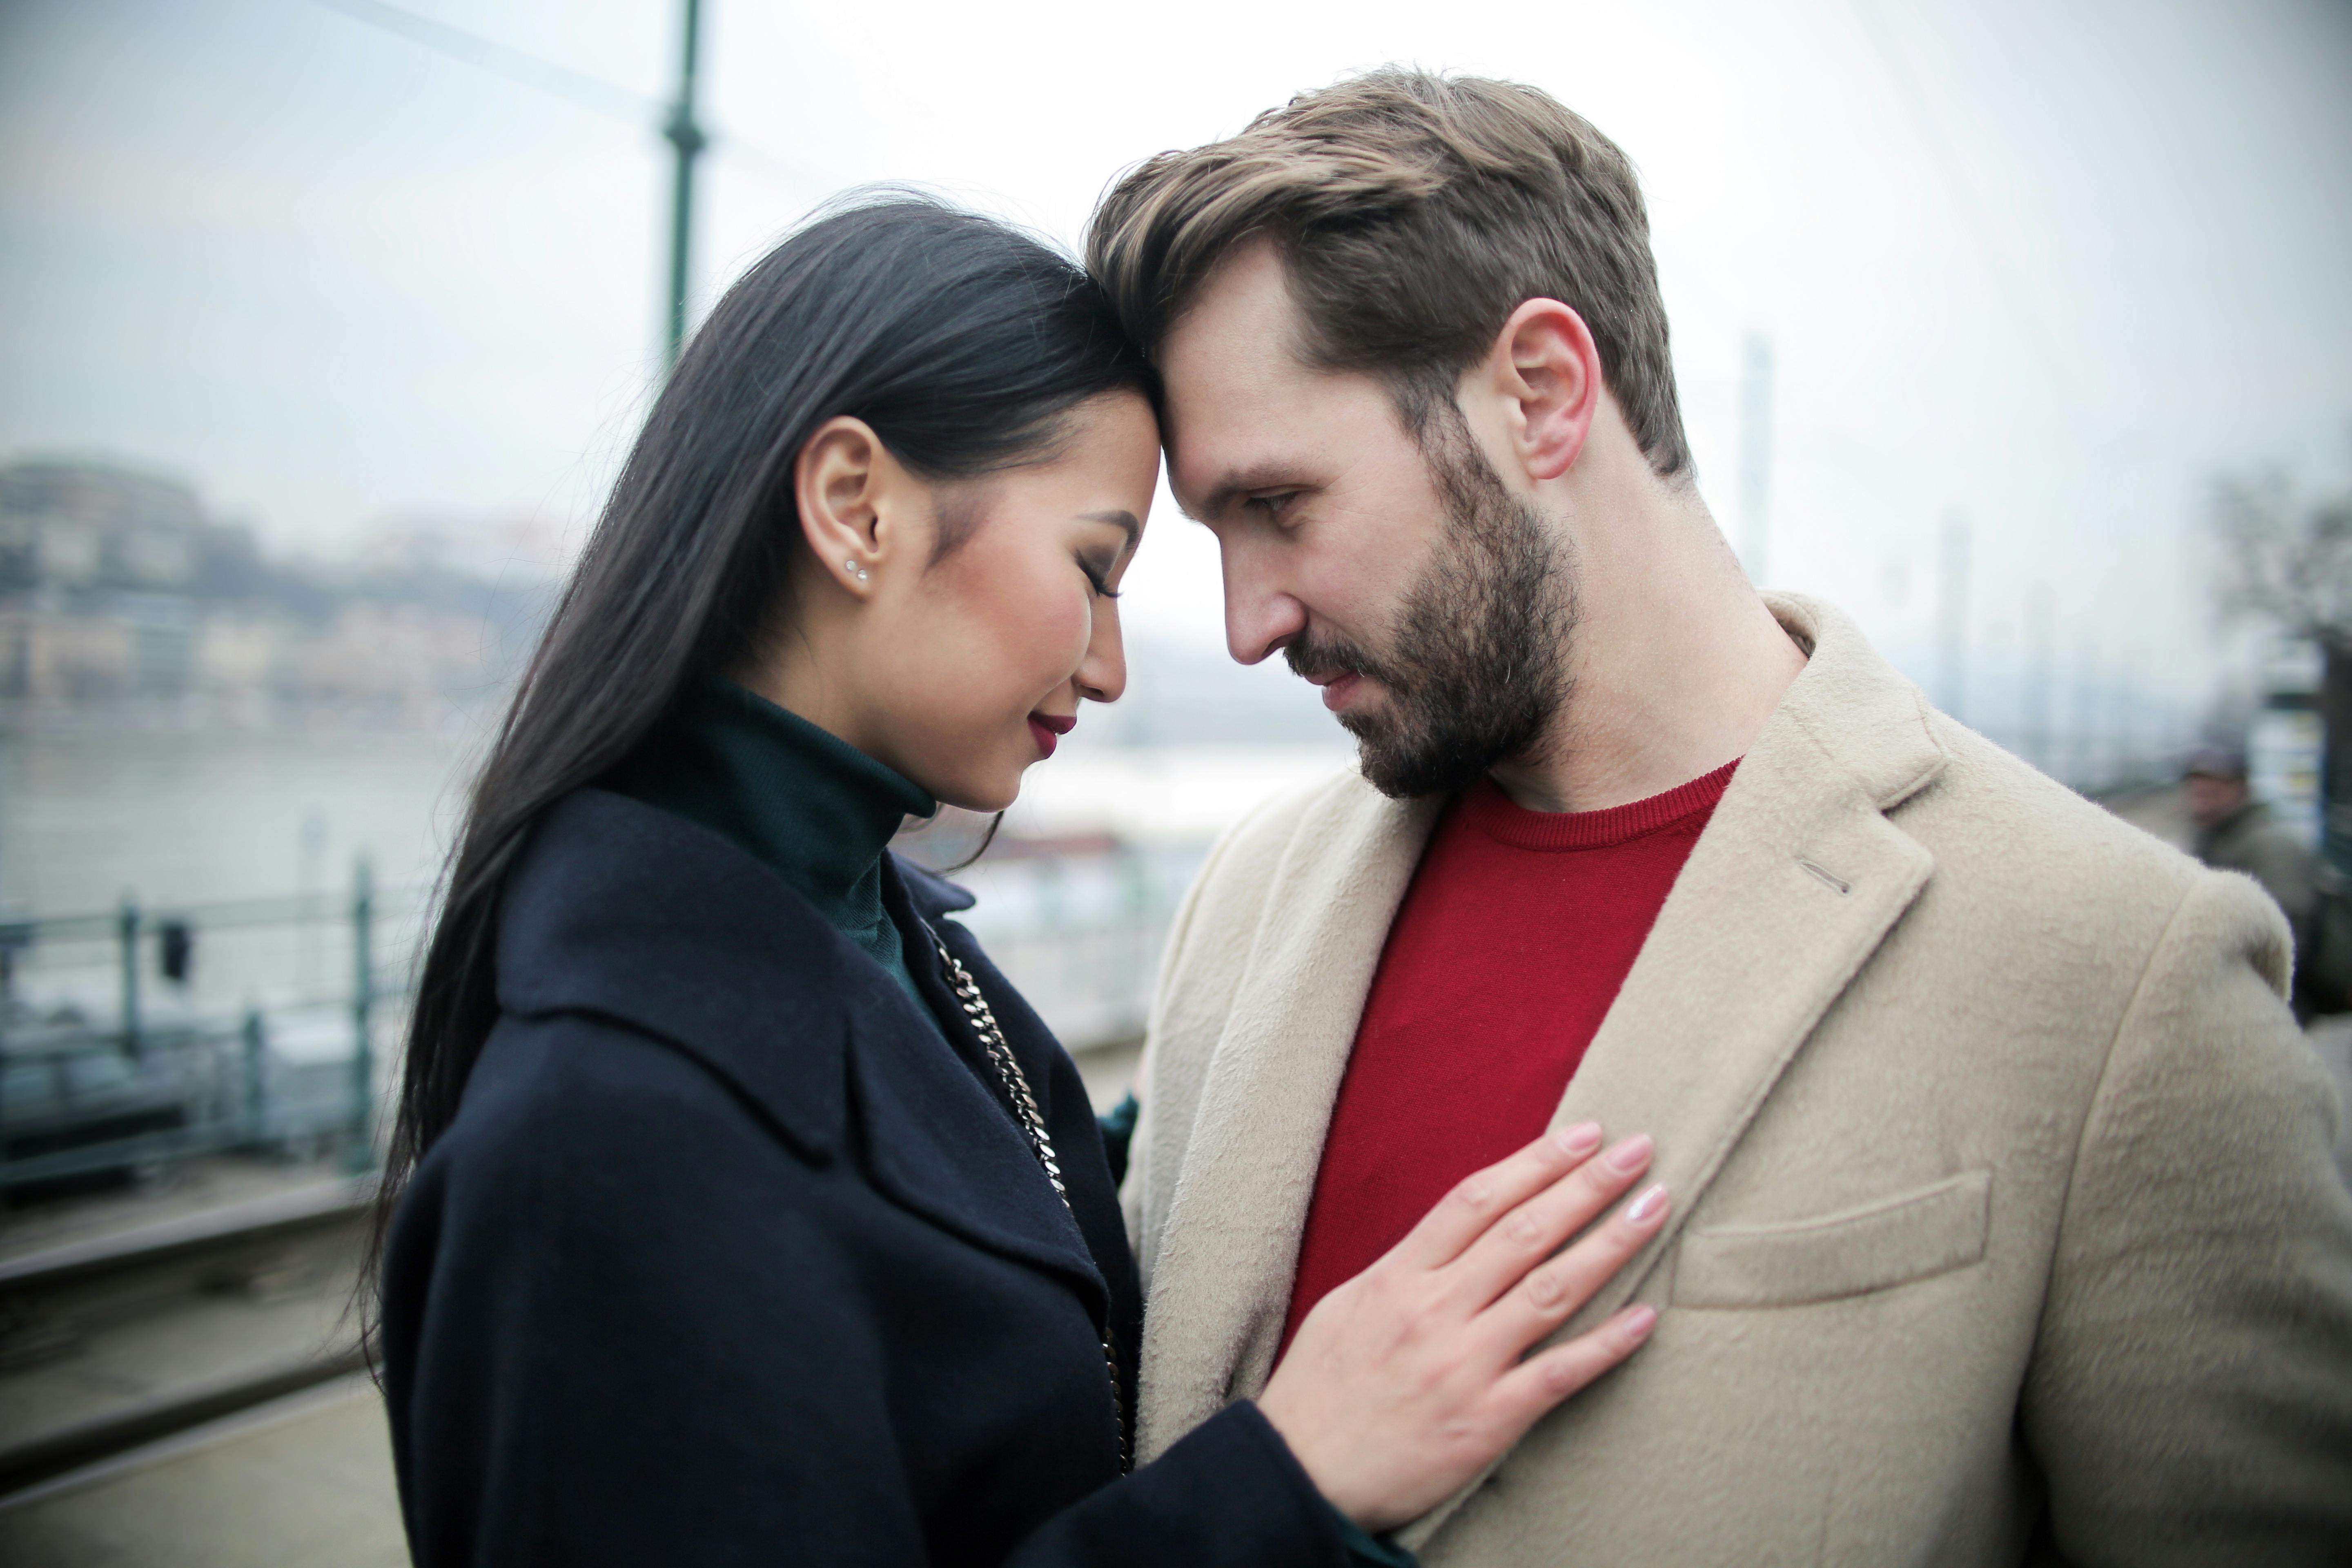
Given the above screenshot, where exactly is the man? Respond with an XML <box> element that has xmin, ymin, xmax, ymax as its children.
<box><xmin>2185</xmin><ymin>746</ymin><xmax>2340</xmax><ymax>1020</ymax></box>
<box><xmin>1087</xmin><ymin>71</ymin><xmax>2352</xmax><ymax>1566</ymax></box>
<box><xmin>2185</xmin><ymin>747</ymin><xmax>2319</xmax><ymax>924</ymax></box>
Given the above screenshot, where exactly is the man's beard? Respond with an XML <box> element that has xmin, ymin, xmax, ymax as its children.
<box><xmin>1286</xmin><ymin>423</ymin><xmax>1575</xmax><ymax>800</ymax></box>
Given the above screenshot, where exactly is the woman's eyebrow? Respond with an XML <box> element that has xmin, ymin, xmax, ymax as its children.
<box><xmin>1080</xmin><ymin>509</ymin><xmax>1142</xmax><ymax>555</ymax></box>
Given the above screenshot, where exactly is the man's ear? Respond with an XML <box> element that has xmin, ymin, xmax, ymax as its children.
<box><xmin>795</xmin><ymin>416</ymin><xmax>891</xmax><ymax>595</ymax></box>
<box><xmin>1483</xmin><ymin>300</ymin><xmax>1601</xmax><ymax>483</ymax></box>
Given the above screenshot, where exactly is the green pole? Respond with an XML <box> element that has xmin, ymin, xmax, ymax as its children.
<box><xmin>118</xmin><ymin>893</ymin><xmax>142</xmax><ymax>1061</ymax></box>
<box><xmin>662</xmin><ymin>0</ymin><xmax>705</xmax><ymax>372</ymax></box>
<box><xmin>347</xmin><ymin>857</ymin><xmax>376</xmax><ymax>1174</ymax></box>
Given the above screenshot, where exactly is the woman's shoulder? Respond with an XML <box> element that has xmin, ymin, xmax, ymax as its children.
<box><xmin>437</xmin><ymin>1012</ymin><xmax>806</xmax><ymax>1198</ymax></box>
<box><xmin>377</xmin><ymin>1009</ymin><xmax>871</xmax><ymax>1411</ymax></box>
<box><xmin>489</xmin><ymin>788</ymin><xmax>866</xmax><ymax>1156</ymax></box>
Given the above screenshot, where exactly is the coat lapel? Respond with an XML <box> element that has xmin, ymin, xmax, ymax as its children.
<box><xmin>846</xmin><ymin>892</ymin><xmax>1109</xmax><ymax>1318</ymax></box>
<box><xmin>1399</xmin><ymin>593</ymin><xmax>1947</xmax><ymax>1546</ymax></box>
<box><xmin>1541</xmin><ymin>593</ymin><xmax>1945</xmax><ymax>1323</ymax></box>
<box><xmin>1134</xmin><ymin>779</ymin><xmax>1443</xmax><ymax>1457</ymax></box>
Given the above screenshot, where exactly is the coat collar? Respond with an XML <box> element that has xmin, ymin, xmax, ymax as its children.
<box><xmin>1136</xmin><ymin>593</ymin><xmax>1947</xmax><ymax>1469</ymax></box>
<box><xmin>495</xmin><ymin>791</ymin><xmax>1103</xmax><ymax>1310</ymax></box>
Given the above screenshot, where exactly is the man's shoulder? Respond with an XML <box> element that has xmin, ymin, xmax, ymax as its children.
<box><xmin>1187</xmin><ymin>763</ymin><xmax>1400</xmax><ymax>908</ymax></box>
<box><xmin>1907</xmin><ymin>713</ymin><xmax>2206</xmax><ymax>904</ymax></box>
<box><xmin>1145</xmin><ymin>763</ymin><xmax>1416</xmax><ymax>1068</ymax></box>
<box><xmin>1221</xmin><ymin>762</ymin><xmax>1393</xmax><ymax>846</ymax></box>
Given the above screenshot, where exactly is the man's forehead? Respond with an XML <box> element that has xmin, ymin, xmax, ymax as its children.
<box><xmin>1159</xmin><ymin>243</ymin><xmax>1360</xmax><ymax>505</ymax></box>
<box><xmin>1160</xmin><ymin>374</ymin><xmax>1408</xmax><ymax>519</ymax></box>
<box><xmin>1160</xmin><ymin>389</ymin><xmax>1328</xmax><ymax>516</ymax></box>
<box><xmin>1161</xmin><ymin>245</ymin><xmax>1309</xmax><ymax>408</ymax></box>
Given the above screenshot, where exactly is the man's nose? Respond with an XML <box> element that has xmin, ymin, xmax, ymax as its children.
<box><xmin>1221</xmin><ymin>535</ymin><xmax>1306</xmax><ymax>667</ymax></box>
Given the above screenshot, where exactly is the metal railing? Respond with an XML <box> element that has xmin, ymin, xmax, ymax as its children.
<box><xmin>946</xmin><ymin>839</ymin><xmax>1203</xmax><ymax>1052</ymax></box>
<box><xmin>0</xmin><ymin>839</ymin><xmax>1202</xmax><ymax>1194</ymax></box>
<box><xmin>0</xmin><ymin>866</ymin><xmax>417</xmax><ymax>1192</ymax></box>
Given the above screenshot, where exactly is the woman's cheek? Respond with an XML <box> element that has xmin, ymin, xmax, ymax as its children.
<box><xmin>1030</xmin><ymin>584</ymin><xmax>1094</xmax><ymax>683</ymax></box>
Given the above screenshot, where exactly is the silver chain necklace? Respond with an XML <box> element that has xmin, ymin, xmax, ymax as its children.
<box><xmin>931</xmin><ymin>937</ymin><xmax>1128</xmax><ymax>1467</ymax></box>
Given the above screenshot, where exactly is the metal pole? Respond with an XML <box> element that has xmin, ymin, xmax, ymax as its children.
<box><xmin>662</xmin><ymin>0</ymin><xmax>705</xmax><ymax>372</ymax></box>
<box><xmin>243</xmin><ymin>1007</ymin><xmax>267</xmax><ymax>1147</ymax></box>
<box><xmin>347</xmin><ymin>857</ymin><xmax>376</xmax><ymax>1173</ymax></box>
<box><xmin>118</xmin><ymin>893</ymin><xmax>142</xmax><ymax>1062</ymax></box>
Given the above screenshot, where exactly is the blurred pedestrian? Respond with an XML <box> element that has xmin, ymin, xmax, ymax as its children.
<box><xmin>370</xmin><ymin>198</ymin><xmax>1666</xmax><ymax>1568</ymax></box>
<box><xmin>2187</xmin><ymin>747</ymin><xmax>2351</xmax><ymax>1018</ymax></box>
<box><xmin>2186</xmin><ymin>748</ymin><xmax>2319</xmax><ymax>930</ymax></box>
<box><xmin>1089</xmin><ymin>68</ymin><xmax>2352</xmax><ymax>1566</ymax></box>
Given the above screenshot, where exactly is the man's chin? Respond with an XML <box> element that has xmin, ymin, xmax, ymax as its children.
<box><xmin>1343</xmin><ymin>712</ymin><xmax>1491</xmax><ymax>802</ymax></box>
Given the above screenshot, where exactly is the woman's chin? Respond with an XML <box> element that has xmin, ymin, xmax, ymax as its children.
<box><xmin>934</xmin><ymin>772</ymin><xmax>1023</xmax><ymax>817</ymax></box>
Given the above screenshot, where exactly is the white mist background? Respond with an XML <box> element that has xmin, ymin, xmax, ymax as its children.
<box><xmin>3</xmin><ymin>0</ymin><xmax>2350</xmax><ymax>902</ymax></box>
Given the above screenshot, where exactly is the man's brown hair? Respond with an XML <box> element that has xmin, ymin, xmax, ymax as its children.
<box><xmin>1087</xmin><ymin>68</ymin><xmax>1692</xmax><ymax>478</ymax></box>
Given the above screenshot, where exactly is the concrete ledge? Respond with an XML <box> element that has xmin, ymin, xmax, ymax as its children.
<box><xmin>0</xmin><ymin>1344</ymin><xmax>369</xmax><ymax>1498</ymax></box>
<box><xmin>0</xmin><ymin>1177</ymin><xmax>374</xmax><ymax>1294</ymax></box>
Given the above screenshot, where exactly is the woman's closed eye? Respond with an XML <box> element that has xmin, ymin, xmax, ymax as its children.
<box><xmin>1079</xmin><ymin>556</ymin><xmax>1122</xmax><ymax>599</ymax></box>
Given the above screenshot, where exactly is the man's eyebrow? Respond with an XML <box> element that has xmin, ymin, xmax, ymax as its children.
<box><xmin>1080</xmin><ymin>510</ymin><xmax>1142</xmax><ymax>555</ymax></box>
<box><xmin>1190</xmin><ymin>464</ymin><xmax>1303</xmax><ymax>521</ymax></box>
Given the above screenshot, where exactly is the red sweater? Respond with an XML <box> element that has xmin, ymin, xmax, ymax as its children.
<box><xmin>1278</xmin><ymin>760</ymin><xmax>1738</xmax><ymax>1355</ymax></box>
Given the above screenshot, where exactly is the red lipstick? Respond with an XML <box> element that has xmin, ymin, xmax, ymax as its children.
<box><xmin>1028</xmin><ymin>712</ymin><xmax>1076</xmax><ymax>758</ymax></box>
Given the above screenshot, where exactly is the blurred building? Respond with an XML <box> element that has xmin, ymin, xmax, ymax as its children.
<box><xmin>0</xmin><ymin>458</ymin><xmax>553</xmax><ymax>726</ymax></box>
<box><xmin>2250</xmin><ymin>639</ymin><xmax>2325</xmax><ymax>849</ymax></box>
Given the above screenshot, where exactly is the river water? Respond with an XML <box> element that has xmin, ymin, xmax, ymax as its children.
<box><xmin>0</xmin><ymin>726</ymin><xmax>488</xmax><ymax>918</ymax></box>
<box><xmin>0</xmin><ymin>721</ymin><xmax>1353</xmax><ymax>1056</ymax></box>
<box><xmin>0</xmin><ymin>723</ymin><xmax>1354</xmax><ymax>917</ymax></box>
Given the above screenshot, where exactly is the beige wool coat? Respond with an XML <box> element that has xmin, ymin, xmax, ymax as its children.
<box><xmin>1121</xmin><ymin>594</ymin><xmax>2352</xmax><ymax>1567</ymax></box>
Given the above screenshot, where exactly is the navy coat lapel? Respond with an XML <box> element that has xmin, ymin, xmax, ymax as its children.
<box><xmin>894</xmin><ymin>858</ymin><xmax>1141</xmax><ymax>1411</ymax></box>
<box><xmin>497</xmin><ymin>791</ymin><xmax>1108</xmax><ymax>1320</ymax></box>
<box><xmin>854</xmin><ymin>861</ymin><xmax>1108</xmax><ymax>1317</ymax></box>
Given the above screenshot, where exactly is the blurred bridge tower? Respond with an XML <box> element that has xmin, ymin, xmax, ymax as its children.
<box><xmin>1936</xmin><ymin>510</ymin><xmax>1971</xmax><ymax>724</ymax></box>
<box><xmin>1737</xmin><ymin>333</ymin><xmax>1774</xmax><ymax>585</ymax></box>
<box><xmin>2023</xmin><ymin>584</ymin><xmax>2055</xmax><ymax>774</ymax></box>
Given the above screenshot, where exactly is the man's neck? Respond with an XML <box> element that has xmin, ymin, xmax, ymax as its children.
<box><xmin>1487</xmin><ymin>480</ymin><xmax>1807</xmax><ymax>815</ymax></box>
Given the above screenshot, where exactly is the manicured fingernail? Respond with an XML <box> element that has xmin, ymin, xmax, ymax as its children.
<box><xmin>1554</xmin><ymin>1120</ymin><xmax>1603</xmax><ymax>1156</ymax></box>
<box><xmin>1624</xmin><ymin>1184</ymin><xmax>1669</xmax><ymax>1226</ymax></box>
<box><xmin>1619</xmin><ymin>1305</ymin><xmax>1658</xmax><ymax>1342</ymax></box>
<box><xmin>1606</xmin><ymin>1134</ymin><xmax>1655</xmax><ymax>1174</ymax></box>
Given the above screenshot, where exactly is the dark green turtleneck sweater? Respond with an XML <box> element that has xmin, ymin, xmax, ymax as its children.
<box><xmin>607</xmin><ymin>677</ymin><xmax>937</xmax><ymax>1001</ymax></box>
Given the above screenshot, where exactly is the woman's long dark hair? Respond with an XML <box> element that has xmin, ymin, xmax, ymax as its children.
<box><xmin>365</xmin><ymin>196</ymin><xmax>1152</xmax><ymax>1336</ymax></box>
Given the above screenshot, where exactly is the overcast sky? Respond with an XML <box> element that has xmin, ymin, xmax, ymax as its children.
<box><xmin>3</xmin><ymin>0</ymin><xmax>2348</xmax><ymax>724</ymax></box>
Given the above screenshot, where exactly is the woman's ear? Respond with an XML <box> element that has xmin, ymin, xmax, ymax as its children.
<box><xmin>1486</xmin><ymin>300</ymin><xmax>1601</xmax><ymax>483</ymax></box>
<box><xmin>795</xmin><ymin>416</ymin><xmax>891</xmax><ymax>595</ymax></box>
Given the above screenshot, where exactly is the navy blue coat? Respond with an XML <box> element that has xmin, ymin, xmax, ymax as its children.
<box><xmin>380</xmin><ymin>790</ymin><xmax>1356</xmax><ymax>1566</ymax></box>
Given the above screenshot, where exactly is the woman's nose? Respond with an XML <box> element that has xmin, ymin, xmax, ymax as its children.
<box><xmin>1078</xmin><ymin>605</ymin><xmax>1127</xmax><ymax>704</ymax></box>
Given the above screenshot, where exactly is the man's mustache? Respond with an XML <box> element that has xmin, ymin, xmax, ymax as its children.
<box><xmin>1284</xmin><ymin>634</ymin><xmax>1398</xmax><ymax>689</ymax></box>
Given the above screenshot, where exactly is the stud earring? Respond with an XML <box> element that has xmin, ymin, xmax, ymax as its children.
<box><xmin>844</xmin><ymin>558</ymin><xmax>869</xmax><ymax>583</ymax></box>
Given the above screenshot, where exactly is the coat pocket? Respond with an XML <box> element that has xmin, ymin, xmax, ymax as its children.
<box><xmin>1671</xmin><ymin>1168</ymin><xmax>1992</xmax><ymax>1309</ymax></box>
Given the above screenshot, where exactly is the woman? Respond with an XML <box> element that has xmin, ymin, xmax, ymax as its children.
<box><xmin>374</xmin><ymin>198</ymin><xmax>1670</xmax><ymax>1567</ymax></box>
